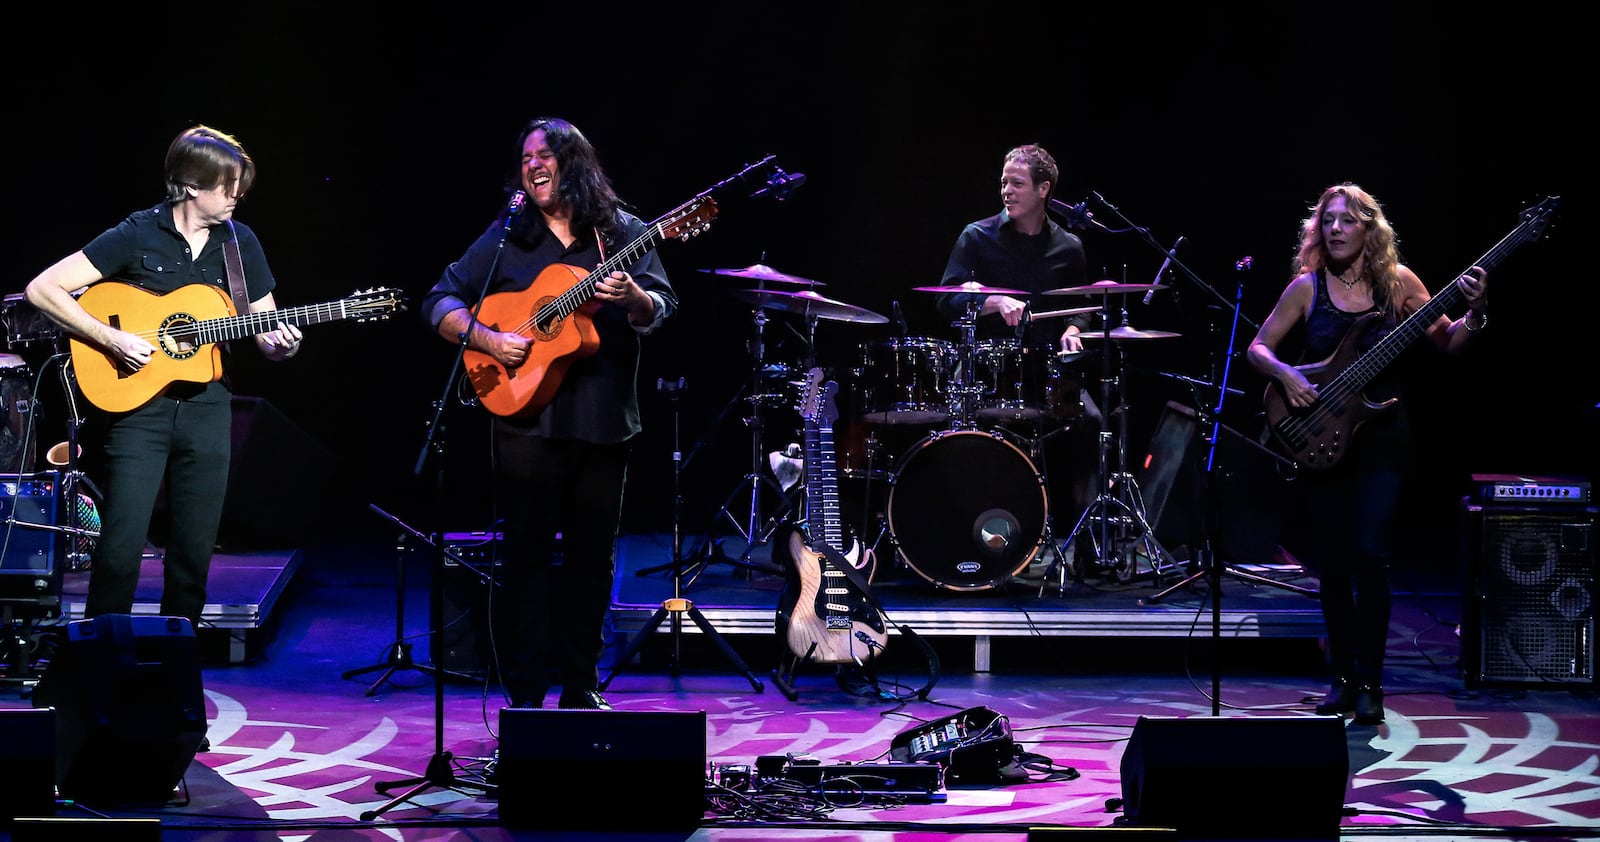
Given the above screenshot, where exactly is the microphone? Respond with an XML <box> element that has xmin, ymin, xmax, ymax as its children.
<box><xmin>1144</xmin><ymin>235</ymin><xmax>1186</xmax><ymax>305</ymax></box>
<box><xmin>751</xmin><ymin>168</ymin><xmax>807</xmax><ymax>201</ymax></box>
<box><xmin>502</xmin><ymin>189</ymin><xmax>527</xmax><ymax>233</ymax></box>
<box><xmin>892</xmin><ymin>300</ymin><xmax>908</xmax><ymax>336</ymax></box>
<box><xmin>1048</xmin><ymin>197</ymin><xmax>1095</xmax><ymax>231</ymax></box>
<box><xmin>1235</xmin><ymin>255</ymin><xmax>1254</xmax><ymax>271</ymax></box>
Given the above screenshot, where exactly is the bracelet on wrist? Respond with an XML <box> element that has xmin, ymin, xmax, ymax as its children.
<box><xmin>1464</xmin><ymin>310</ymin><xmax>1488</xmax><ymax>332</ymax></box>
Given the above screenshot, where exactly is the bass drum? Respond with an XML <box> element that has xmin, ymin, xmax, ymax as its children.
<box><xmin>886</xmin><ymin>430</ymin><xmax>1047</xmax><ymax>591</ymax></box>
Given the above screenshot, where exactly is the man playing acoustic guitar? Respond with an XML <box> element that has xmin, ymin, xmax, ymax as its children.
<box><xmin>24</xmin><ymin>124</ymin><xmax>303</xmax><ymax>633</ymax></box>
<box><xmin>420</xmin><ymin>117</ymin><xmax>678</xmax><ymax>711</ymax></box>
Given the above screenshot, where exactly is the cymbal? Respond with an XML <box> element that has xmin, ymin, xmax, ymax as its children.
<box><xmin>728</xmin><ymin>288</ymin><xmax>888</xmax><ymax>323</ymax></box>
<box><xmin>702</xmin><ymin>263</ymin><xmax>822</xmax><ymax>286</ymax></box>
<box><xmin>1076</xmin><ymin>325</ymin><xmax>1182</xmax><ymax>341</ymax></box>
<box><xmin>911</xmin><ymin>280</ymin><xmax>1030</xmax><ymax>295</ymax></box>
<box><xmin>1045</xmin><ymin>279</ymin><xmax>1167</xmax><ymax>296</ymax></box>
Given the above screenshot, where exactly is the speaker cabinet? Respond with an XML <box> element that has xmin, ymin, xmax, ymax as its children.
<box><xmin>31</xmin><ymin>614</ymin><xmax>207</xmax><ymax>805</ymax></box>
<box><xmin>438</xmin><ymin>531</ymin><xmax>501</xmax><ymax>675</ymax></box>
<box><xmin>0</xmin><ymin>472</ymin><xmax>63</xmax><ymax>616</ymax></box>
<box><xmin>1137</xmin><ymin>402</ymin><xmax>1295</xmax><ymax>565</ymax></box>
<box><xmin>0</xmin><ymin>708</ymin><xmax>56</xmax><ymax>820</ymax></box>
<box><xmin>497</xmin><ymin>708</ymin><xmax>707</xmax><ymax>831</ymax></box>
<box><xmin>1462</xmin><ymin>502</ymin><xmax>1597</xmax><ymax>689</ymax></box>
<box><xmin>1118</xmin><ymin>715</ymin><xmax>1348</xmax><ymax>838</ymax></box>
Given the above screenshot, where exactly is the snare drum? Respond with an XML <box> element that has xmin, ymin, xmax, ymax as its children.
<box><xmin>851</xmin><ymin>337</ymin><xmax>954</xmax><ymax>425</ymax></box>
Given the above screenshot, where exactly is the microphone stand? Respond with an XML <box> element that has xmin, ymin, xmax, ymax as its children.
<box><xmin>361</xmin><ymin>193</ymin><xmax>524</xmax><ymax>821</ymax></box>
<box><xmin>1143</xmin><ymin>265</ymin><xmax>1314</xmax><ymax>716</ymax></box>
<box><xmin>1080</xmin><ymin>191</ymin><xmax>1260</xmax><ymax>333</ymax></box>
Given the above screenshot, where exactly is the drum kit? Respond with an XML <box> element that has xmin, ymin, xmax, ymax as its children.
<box><xmin>0</xmin><ymin>293</ymin><xmax>99</xmax><ymax>573</ymax></box>
<box><xmin>699</xmin><ymin>264</ymin><xmax>1183</xmax><ymax>594</ymax></box>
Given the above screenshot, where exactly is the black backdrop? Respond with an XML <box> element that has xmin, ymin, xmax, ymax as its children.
<box><xmin>3</xmin><ymin>5</ymin><xmax>1589</xmax><ymax>572</ymax></box>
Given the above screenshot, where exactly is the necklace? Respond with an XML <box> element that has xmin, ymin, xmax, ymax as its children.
<box><xmin>1334</xmin><ymin>270</ymin><xmax>1358</xmax><ymax>291</ymax></box>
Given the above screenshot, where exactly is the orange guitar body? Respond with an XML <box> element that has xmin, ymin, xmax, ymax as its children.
<box><xmin>462</xmin><ymin>263</ymin><xmax>603</xmax><ymax>419</ymax></box>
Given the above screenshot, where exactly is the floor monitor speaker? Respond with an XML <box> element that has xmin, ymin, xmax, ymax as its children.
<box><xmin>1118</xmin><ymin>715</ymin><xmax>1348</xmax><ymax>839</ymax></box>
<box><xmin>30</xmin><ymin>614</ymin><xmax>207</xmax><ymax>805</ymax></box>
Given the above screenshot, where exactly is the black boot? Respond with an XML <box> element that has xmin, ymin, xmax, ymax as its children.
<box><xmin>1315</xmin><ymin>677</ymin><xmax>1357</xmax><ymax>715</ymax></box>
<box><xmin>1353</xmin><ymin>684</ymin><xmax>1385</xmax><ymax>725</ymax></box>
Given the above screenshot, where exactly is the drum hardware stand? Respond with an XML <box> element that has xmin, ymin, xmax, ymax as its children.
<box><xmin>602</xmin><ymin>377</ymin><xmax>764</xmax><ymax>692</ymax></box>
<box><xmin>673</xmin><ymin>298</ymin><xmax>793</xmax><ymax>579</ymax></box>
<box><xmin>1049</xmin><ymin>299</ymin><xmax>1175</xmax><ymax>591</ymax></box>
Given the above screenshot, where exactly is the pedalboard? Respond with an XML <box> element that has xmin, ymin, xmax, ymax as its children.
<box><xmin>719</xmin><ymin>755</ymin><xmax>947</xmax><ymax>803</ymax></box>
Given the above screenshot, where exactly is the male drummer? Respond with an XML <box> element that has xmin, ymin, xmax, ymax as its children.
<box><xmin>934</xmin><ymin>143</ymin><xmax>1105</xmax><ymax>575</ymax></box>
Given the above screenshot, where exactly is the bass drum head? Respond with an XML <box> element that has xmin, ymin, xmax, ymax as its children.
<box><xmin>887</xmin><ymin>430</ymin><xmax>1047</xmax><ymax>591</ymax></box>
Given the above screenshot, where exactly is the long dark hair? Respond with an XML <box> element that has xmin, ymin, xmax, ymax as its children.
<box><xmin>510</xmin><ymin>117</ymin><xmax>620</xmax><ymax>245</ymax></box>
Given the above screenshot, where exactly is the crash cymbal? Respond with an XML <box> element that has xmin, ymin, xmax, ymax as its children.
<box><xmin>702</xmin><ymin>263</ymin><xmax>822</xmax><ymax>286</ymax></box>
<box><xmin>729</xmin><ymin>288</ymin><xmax>888</xmax><ymax>323</ymax></box>
<box><xmin>1045</xmin><ymin>279</ymin><xmax>1167</xmax><ymax>296</ymax></box>
<box><xmin>911</xmin><ymin>280</ymin><xmax>1031</xmax><ymax>296</ymax></box>
<box><xmin>1076</xmin><ymin>325</ymin><xmax>1182</xmax><ymax>341</ymax></box>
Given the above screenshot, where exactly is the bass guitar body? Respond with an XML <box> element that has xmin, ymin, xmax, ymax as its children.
<box><xmin>1262</xmin><ymin>311</ymin><xmax>1397</xmax><ymax>471</ymax></box>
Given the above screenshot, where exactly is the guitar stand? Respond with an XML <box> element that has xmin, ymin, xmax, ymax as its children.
<box><xmin>602</xmin><ymin>378</ymin><xmax>764</xmax><ymax>693</ymax></box>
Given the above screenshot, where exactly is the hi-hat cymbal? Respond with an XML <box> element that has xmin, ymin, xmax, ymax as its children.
<box><xmin>1076</xmin><ymin>325</ymin><xmax>1182</xmax><ymax>341</ymax></box>
<box><xmin>911</xmin><ymin>280</ymin><xmax>1031</xmax><ymax>296</ymax></box>
<box><xmin>702</xmin><ymin>263</ymin><xmax>822</xmax><ymax>286</ymax></box>
<box><xmin>729</xmin><ymin>288</ymin><xmax>888</xmax><ymax>323</ymax></box>
<box><xmin>1045</xmin><ymin>279</ymin><xmax>1167</xmax><ymax>296</ymax></box>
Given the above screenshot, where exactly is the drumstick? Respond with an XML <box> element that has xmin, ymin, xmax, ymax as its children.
<box><xmin>1029</xmin><ymin>306</ymin><xmax>1100</xmax><ymax>320</ymax></box>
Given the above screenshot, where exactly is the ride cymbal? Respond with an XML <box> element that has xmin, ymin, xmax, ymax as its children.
<box><xmin>728</xmin><ymin>288</ymin><xmax>888</xmax><ymax>323</ymax></box>
<box><xmin>702</xmin><ymin>263</ymin><xmax>822</xmax><ymax>286</ymax></box>
<box><xmin>1045</xmin><ymin>280</ymin><xmax>1167</xmax><ymax>296</ymax></box>
<box><xmin>911</xmin><ymin>280</ymin><xmax>1031</xmax><ymax>296</ymax></box>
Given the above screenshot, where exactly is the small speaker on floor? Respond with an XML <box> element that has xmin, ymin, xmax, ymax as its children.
<box><xmin>9</xmin><ymin>817</ymin><xmax>162</xmax><ymax>841</ymax></box>
<box><xmin>0</xmin><ymin>708</ymin><xmax>56</xmax><ymax>821</ymax></box>
<box><xmin>31</xmin><ymin>614</ymin><xmax>207</xmax><ymax>805</ymax></box>
<box><xmin>0</xmin><ymin>472</ymin><xmax>63</xmax><ymax>616</ymax></box>
<box><xmin>496</xmin><ymin>708</ymin><xmax>707</xmax><ymax>831</ymax></box>
<box><xmin>1118</xmin><ymin>715</ymin><xmax>1348</xmax><ymax>839</ymax></box>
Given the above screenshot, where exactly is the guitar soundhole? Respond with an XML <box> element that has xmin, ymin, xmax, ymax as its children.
<box><xmin>158</xmin><ymin>313</ymin><xmax>200</xmax><ymax>360</ymax></box>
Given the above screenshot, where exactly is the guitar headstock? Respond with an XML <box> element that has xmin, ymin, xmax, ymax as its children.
<box><xmin>659</xmin><ymin>196</ymin><xmax>718</xmax><ymax>242</ymax></box>
<box><xmin>346</xmin><ymin>287</ymin><xmax>407</xmax><ymax>322</ymax></box>
<box><xmin>795</xmin><ymin>366</ymin><xmax>838</xmax><ymax>426</ymax></box>
<box><xmin>1520</xmin><ymin>195</ymin><xmax>1560</xmax><ymax>239</ymax></box>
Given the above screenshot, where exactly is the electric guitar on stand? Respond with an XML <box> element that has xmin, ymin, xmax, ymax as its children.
<box><xmin>774</xmin><ymin>367</ymin><xmax>888</xmax><ymax>674</ymax></box>
<box><xmin>1264</xmin><ymin>195</ymin><xmax>1558</xmax><ymax>471</ymax></box>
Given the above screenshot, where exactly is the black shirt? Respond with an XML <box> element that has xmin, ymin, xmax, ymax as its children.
<box><xmin>936</xmin><ymin>210</ymin><xmax>1091</xmax><ymax>344</ymax></box>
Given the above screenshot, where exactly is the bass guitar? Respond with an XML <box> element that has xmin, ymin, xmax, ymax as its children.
<box><xmin>774</xmin><ymin>367</ymin><xmax>888</xmax><ymax>664</ymax></box>
<box><xmin>1264</xmin><ymin>195</ymin><xmax>1558</xmax><ymax>470</ymax></box>
<box><xmin>462</xmin><ymin>195</ymin><xmax>717</xmax><ymax>419</ymax></box>
<box><xmin>70</xmin><ymin>282</ymin><xmax>405</xmax><ymax>413</ymax></box>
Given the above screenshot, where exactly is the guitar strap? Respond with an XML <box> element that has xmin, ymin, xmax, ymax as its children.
<box><xmin>223</xmin><ymin>221</ymin><xmax>250</xmax><ymax>316</ymax></box>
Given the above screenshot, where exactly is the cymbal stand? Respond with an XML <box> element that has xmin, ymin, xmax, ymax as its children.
<box><xmin>677</xmin><ymin>294</ymin><xmax>790</xmax><ymax>578</ymax></box>
<box><xmin>1048</xmin><ymin>297</ymin><xmax>1173</xmax><ymax>591</ymax></box>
